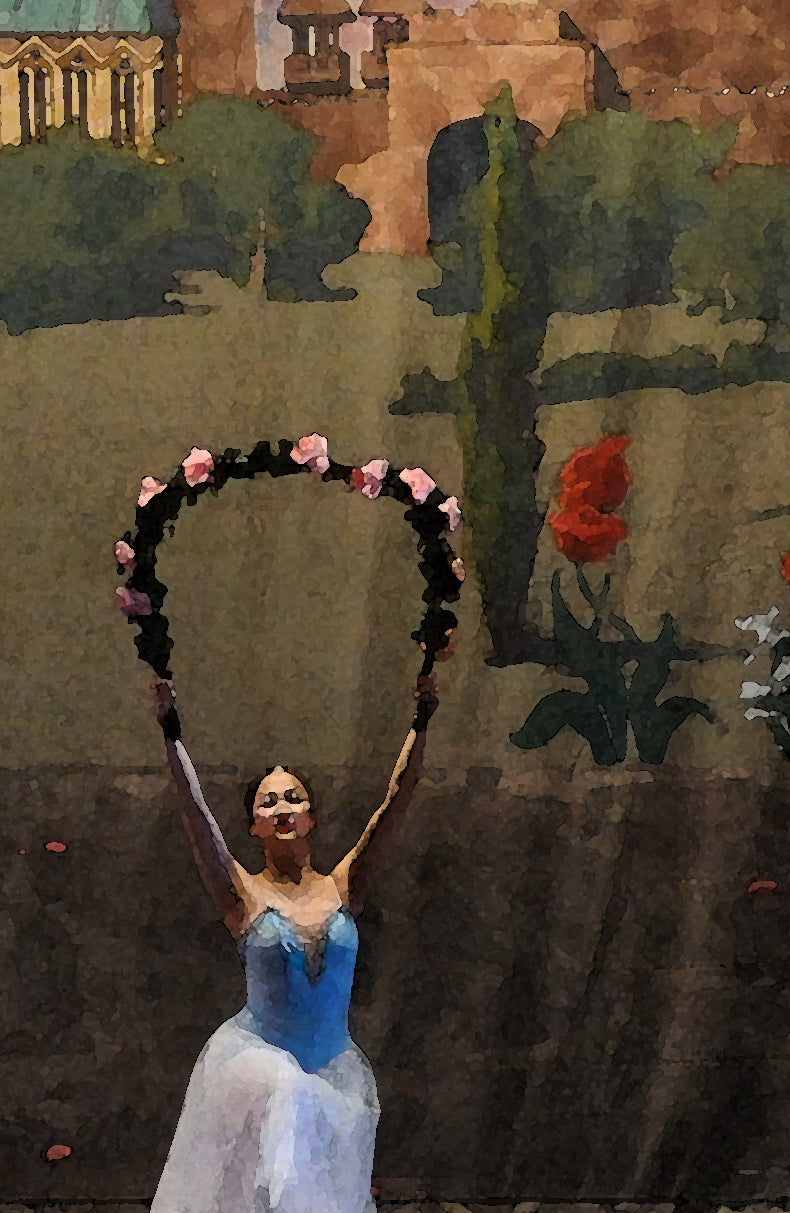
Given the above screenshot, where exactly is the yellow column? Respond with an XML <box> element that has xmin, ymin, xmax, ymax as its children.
<box><xmin>138</xmin><ymin>66</ymin><xmax>155</xmax><ymax>139</ymax></box>
<box><xmin>51</xmin><ymin>62</ymin><xmax>64</xmax><ymax>128</ymax></box>
<box><xmin>88</xmin><ymin>65</ymin><xmax>111</xmax><ymax>139</ymax></box>
<box><xmin>0</xmin><ymin>64</ymin><xmax>21</xmax><ymax>146</ymax></box>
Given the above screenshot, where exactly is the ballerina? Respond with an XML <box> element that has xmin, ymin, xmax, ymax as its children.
<box><xmin>149</xmin><ymin>673</ymin><xmax>439</xmax><ymax>1213</ymax></box>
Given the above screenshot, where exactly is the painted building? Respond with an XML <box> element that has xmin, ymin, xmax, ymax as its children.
<box><xmin>0</xmin><ymin>0</ymin><xmax>179</xmax><ymax>146</ymax></box>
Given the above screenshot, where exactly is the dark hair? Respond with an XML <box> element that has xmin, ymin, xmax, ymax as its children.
<box><xmin>244</xmin><ymin>766</ymin><xmax>317</xmax><ymax>826</ymax></box>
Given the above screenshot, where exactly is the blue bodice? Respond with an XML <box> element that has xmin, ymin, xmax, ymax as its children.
<box><xmin>236</xmin><ymin>906</ymin><xmax>357</xmax><ymax>1073</ymax></box>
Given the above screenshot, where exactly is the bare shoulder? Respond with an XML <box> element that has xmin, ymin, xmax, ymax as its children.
<box><xmin>330</xmin><ymin>856</ymin><xmax>351</xmax><ymax>908</ymax></box>
<box><xmin>222</xmin><ymin>860</ymin><xmax>264</xmax><ymax>939</ymax></box>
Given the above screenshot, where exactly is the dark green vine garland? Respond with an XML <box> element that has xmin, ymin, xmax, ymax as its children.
<box><xmin>116</xmin><ymin>439</ymin><xmax>461</xmax><ymax>725</ymax></box>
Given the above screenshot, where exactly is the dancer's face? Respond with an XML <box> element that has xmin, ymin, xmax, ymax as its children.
<box><xmin>249</xmin><ymin>768</ymin><xmax>316</xmax><ymax>844</ymax></box>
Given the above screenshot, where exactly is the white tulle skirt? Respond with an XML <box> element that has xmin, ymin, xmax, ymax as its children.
<box><xmin>151</xmin><ymin>1015</ymin><xmax>380</xmax><ymax>1213</ymax></box>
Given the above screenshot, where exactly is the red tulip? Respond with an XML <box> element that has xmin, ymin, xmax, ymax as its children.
<box><xmin>549</xmin><ymin>505</ymin><xmax>627</xmax><ymax>564</ymax></box>
<box><xmin>559</xmin><ymin>435</ymin><xmax>631</xmax><ymax>513</ymax></box>
<box><xmin>781</xmin><ymin>551</ymin><xmax>790</xmax><ymax>588</ymax></box>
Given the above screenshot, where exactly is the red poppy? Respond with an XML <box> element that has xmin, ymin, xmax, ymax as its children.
<box><xmin>559</xmin><ymin>435</ymin><xmax>631</xmax><ymax>514</ymax></box>
<box><xmin>549</xmin><ymin>505</ymin><xmax>628</xmax><ymax>564</ymax></box>
<box><xmin>781</xmin><ymin>552</ymin><xmax>790</xmax><ymax>588</ymax></box>
<box><xmin>349</xmin><ymin>468</ymin><xmax>365</xmax><ymax>493</ymax></box>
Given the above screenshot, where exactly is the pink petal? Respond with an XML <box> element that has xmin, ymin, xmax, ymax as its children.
<box><xmin>399</xmin><ymin>466</ymin><xmax>436</xmax><ymax>505</ymax></box>
<box><xmin>46</xmin><ymin>1144</ymin><xmax>72</xmax><ymax>1161</ymax></box>
<box><xmin>138</xmin><ymin>476</ymin><xmax>167</xmax><ymax>507</ymax></box>
<box><xmin>748</xmin><ymin>879</ymin><xmax>778</xmax><ymax>894</ymax></box>
<box><xmin>452</xmin><ymin>557</ymin><xmax>465</xmax><ymax>582</ymax></box>
<box><xmin>114</xmin><ymin>540</ymin><xmax>136</xmax><ymax>567</ymax></box>
<box><xmin>361</xmin><ymin>458</ymin><xmax>389</xmax><ymax>499</ymax></box>
<box><xmin>291</xmin><ymin>434</ymin><xmax>330</xmax><ymax>474</ymax></box>
<box><xmin>115</xmin><ymin>588</ymin><xmax>153</xmax><ymax>618</ymax></box>
<box><xmin>45</xmin><ymin>841</ymin><xmax>67</xmax><ymax>853</ymax></box>
<box><xmin>439</xmin><ymin>495</ymin><xmax>462</xmax><ymax>531</ymax></box>
<box><xmin>182</xmin><ymin>447</ymin><xmax>214</xmax><ymax>488</ymax></box>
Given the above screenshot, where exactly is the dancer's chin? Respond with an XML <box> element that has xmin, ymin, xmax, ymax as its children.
<box><xmin>274</xmin><ymin>830</ymin><xmax>298</xmax><ymax>840</ymax></box>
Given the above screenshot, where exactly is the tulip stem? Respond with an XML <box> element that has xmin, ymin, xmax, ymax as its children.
<box><xmin>576</xmin><ymin>564</ymin><xmax>611</xmax><ymax>625</ymax></box>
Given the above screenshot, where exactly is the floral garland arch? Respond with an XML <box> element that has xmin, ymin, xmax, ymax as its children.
<box><xmin>115</xmin><ymin>435</ymin><xmax>463</xmax><ymax>735</ymax></box>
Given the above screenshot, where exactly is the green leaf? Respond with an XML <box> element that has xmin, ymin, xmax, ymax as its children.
<box><xmin>626</xmin><ymin>614</ymin><xmax>675</xmax><ymax>709</ymax></box>
<box><xmin>552</xmin><ymin>571</ymin><xmax>614</xmax><ymax>682</ymax></box>
<box><xmin>631</xmin><ymin>695</ymin><xmax>714</xmax><ymax>763</ymax></box>
<box><xmin>510</xmin><ymin>689</ymin><xmax>624</xmax><ymax>766</ymax></box>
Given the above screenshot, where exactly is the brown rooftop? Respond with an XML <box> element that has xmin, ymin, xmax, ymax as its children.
<box><xmin>279</xmin><ymin>0</ymin><xmax>355</xmax><ymax>19</ymax></box>
<box><xmin>359</xmin><ymin>0</ymin><xmax>421</xmax><ymax>14</ymax></box>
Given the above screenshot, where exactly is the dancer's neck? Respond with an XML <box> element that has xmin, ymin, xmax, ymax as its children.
<box><xmin>264</xmin><ymin>850</ymin><xmax>313</xmax><ymax>886</ymax></box>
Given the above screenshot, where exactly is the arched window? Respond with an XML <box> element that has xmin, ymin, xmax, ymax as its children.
<box><xmin>63</xmin><ymin>57</ymin><xmax>89</xmax><ymax>135</ymax></box>
<box><xmin>110</xmin><ymin>60</ymin><xmax>137</xmax><ymax>147</ymax></box>
<box><xmin>18</xmin><ymin>58</ymin><xmax>49</xmax><ymax>145</ymax></box>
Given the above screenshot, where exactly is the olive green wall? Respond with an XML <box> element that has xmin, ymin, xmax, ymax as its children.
<box><xmin>3</xmin><ymin>255</ymin><xmax>789</xmax><ymax>779</ymax></box>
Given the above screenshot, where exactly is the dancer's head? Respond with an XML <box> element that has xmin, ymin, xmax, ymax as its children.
<box><xmin>245</xmin><ymin>765</ymin><xmax>317</xmax><ymax>855</ymax></box>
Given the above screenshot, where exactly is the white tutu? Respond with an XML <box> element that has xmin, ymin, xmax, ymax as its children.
<box><xmin>151</xmin><ymin>1014</ymin><xmax>380</xmax><ymax>1213</ymax></box>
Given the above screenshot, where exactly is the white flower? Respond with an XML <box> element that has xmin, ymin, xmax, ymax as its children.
<box><xmin>774</xmin><ymin>659</ymin><xmax>790</xmax><ymax>683</ymax></box>
<box><xmin>740</xmin><ymin>682</ymin><xmax>773</xmax><ymax>699</ymax></box>
<box><xmin>744</xmin><ymin>706</ymin><xmax>778</xmax><ymax>720</ymax></box>
<box><xmin>735</xmin><ymin>606</ymin><xmax>790</xmax><ymax>650</ymax></box>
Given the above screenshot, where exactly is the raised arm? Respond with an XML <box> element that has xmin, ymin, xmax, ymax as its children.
<box><xmin>332</xmin><ymin>676</ymin><xmax>438</xmax><ymax>913</ymax></box>
<box><xmin>154</xmin><ymin>680</ymin><xmax>248</xmax><ymax>933</ymax></box>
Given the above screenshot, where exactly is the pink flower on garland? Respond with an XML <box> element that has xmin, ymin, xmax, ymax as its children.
<box><xmin>351</xmin><ymin>458</ymin><xmax>389</xmax><ymax>500</ymax></box>
<box><xmin>115</xmin><ymin>587</ymin><xmax>153</xmax><ymax>617</ymax></box>
<box><xmin>399</xmin><ymin>466</ymin><xmax>436</xmax><ymax>505</ymax></box>
<box><xmin>138</xmin><ymin>476</ymin><xmax>167</xmax><ymax>508</ymax></box>
<box><xmin>114</xmin><ymin>540</ymin><xmax>136</xmax><ymax>569</ymax></box>
<box><xmin>291</xmin><ymin>433</ymin><xmax>330</xmax><ymax>474</ymax></box>
<box><xmin>439</xmin><ymin>495</ymin><xmax>462</xmax><ymax>531</ymax></box>
<box><xmin>182</xmin><ymin>447</ymin><xmax>214</xmax><ymax>487</ymax></box>
<box><xmin>452</xmin><ymin>556</ymin><xmax>465</xmax><ymax>582</ymax></box>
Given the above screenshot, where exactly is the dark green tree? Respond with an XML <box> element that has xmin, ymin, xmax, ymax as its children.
<box><xmin>394</xmin><ymin>107</ymin><xmax>737</xmax><ymax>659</ymax></box>
<box><xmin>533</xmin><ymin>109</ymin><xmax>734</xmax><ymax>313</ymax></box>
<box><xmin>394</xmin><ymin>86</ymin><xmax>550</xmax><ymax>660</ymax></box>
<box><xmin>673</xmin><ymin>160</ymin><xmax>790</xmax><ymax>332</ymax></box>
<box><xmin>0</xmin><ymin>99</ymin><xmax>370</xmax><ymax>332</ymax></box>
<box><xmin>155</xmin><ymin>98</ymin><xmax>370</xmax><ymax>301</ymax></box>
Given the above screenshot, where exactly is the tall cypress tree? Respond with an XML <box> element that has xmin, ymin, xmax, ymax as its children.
<box><xmin>454</xmin><ymin>85</ymin><xmax>550</xmax><ymax>662</ymax></box>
